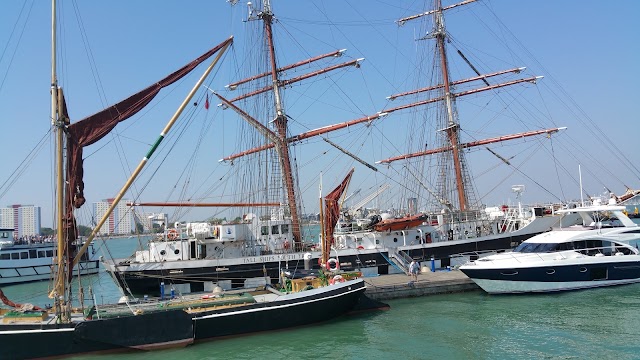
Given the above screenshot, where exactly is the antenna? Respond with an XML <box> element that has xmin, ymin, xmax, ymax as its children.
<box><xmin>512</xmin><ymin>185</ymin><xmax>525</xmax><ymax>218</ymax></box>
<box><xmin>511</xmin><ymin>185</ymin><xmax>525</xmax><ymax>198</ymax></box>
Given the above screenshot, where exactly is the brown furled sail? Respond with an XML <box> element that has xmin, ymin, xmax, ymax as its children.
<box><xmin>323</xmin><ymin>168</ymin><xmax>354</xmax><ymax>261</ymax></box>
<box><xmin>63</xmin><ymin>37</ymin><xmax>233</xmax><ymax>268</ymax></box>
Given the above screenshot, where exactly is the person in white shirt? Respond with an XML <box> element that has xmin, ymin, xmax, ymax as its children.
<box><xmin>409</xmin><ymin>260</ymin><xmax>420</xmax><ymax>281</ymax></box>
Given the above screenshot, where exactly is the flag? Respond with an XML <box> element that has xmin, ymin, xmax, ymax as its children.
<box><xmin>205</xmin><ymin>94</ymin><xmax>210</xmax><ymax>110</ymax></box>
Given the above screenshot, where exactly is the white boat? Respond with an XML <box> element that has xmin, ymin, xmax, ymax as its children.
<box><xmin>459</xmin><ymin>204</ymin><xmax>640</xmax><ymax>294</ymax></box>
<box><xmin>0</xmin><ymin>227</ymin><xmax>99</xmax><ymax>285</ymax></box>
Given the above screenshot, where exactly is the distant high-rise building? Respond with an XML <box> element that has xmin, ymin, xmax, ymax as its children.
<box><xmin>0</xmin><ymin>205</ymin><xmax>41</xmax><ymax>238</ymax></box>
<box><xmin>93</xmin><ymin>199</ymin><xmax>134</xmax><ymax>235</ymax></box>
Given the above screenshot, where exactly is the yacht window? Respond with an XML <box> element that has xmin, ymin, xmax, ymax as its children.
<box><xmin>11</xmin><ymin>252</ymin><xmax>19</xmax><ymax>260</ymax></box>
<box><xmin>261</xmin><ymin>226</ymin><xmax>268</xmax><ymax>236</ymax></box>
<box><xmin>271</xmin><ymin>225</ymin><xmax>280</xmax><ymax>235</ymax></box>
<box><xmin>585</xmin><ymin>240</ymin><xmax>603</xmax><ymax>255</ymax></box>
<box><xmin>20</xmin><ymin>252</ymin><xmax>28</xmax><ymax>259</ymax></box>
<box><xmin>514</xmin><ymin>243</ymin><xmax>559</xmax><ymax>253</ymax></box>
<box><xmin>38</xmin><ymin>251</ymin><xmax>46</xmax><ymax>258</ymax></box>
<box><xmin>46</xmin><ymin>250</ymin><xmax>53</xmax><ymax>257</ymax></box>
<box><xmin>281</xmin><ymin>224</ymin><xmax>289</xmax><ymax>234</ymax></box>
<box><xmin>555</xmin><ymin>243</ymin><xmax>574</xmax><ymax>251</ymax></box>
<box><xmin>1</xmin><ymin>232</ymin><xmax>7</xmax><ymax>238</ymax></box>
<box><xmin>0</xmin><ymin>253</ymin><xmax>9</xmax><ymax>260</ymax></box>
<box><xmin>572</xmin><ymin>241</ymin><xmax>586</xmax><ymax>250</ymax></box>
<box><xmin>29</xmin><ymin>250</ymin><xmax>37</xmax><ymax>258</ymax></box>
<box><xmin>615</xmin><ymin>246</ymin><xmax>633</xmax><ymax>255</ymax></box>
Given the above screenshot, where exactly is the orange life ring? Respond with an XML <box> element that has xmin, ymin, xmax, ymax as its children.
<box><xmin>357</xmin><ymin>245</ymin><xmax>365</xmax><ymax>250</ymax></box>
<box><xmin>329</xmin><ymin>274</ymin><xmax>345</xmax><ymax>285</ymax></box>
<box><xmin>283</xmin><ymin>240</ymin><xmax>290</xmax><ymax>250</ymax></box>
<box><xmin>326</xmin><ymin>258</ymin><xmax>340</xmax><ymax>272</ymax></box>
<box><xmin>167</xmin><ymin>229</ymin><xmax>179</xmax><ymax>240</ymax></box>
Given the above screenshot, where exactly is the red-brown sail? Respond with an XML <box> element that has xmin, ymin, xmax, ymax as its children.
<box><xmin>323</xmin><ymin>168</ymin><xmax>355</xmax><ymax>260</ymax></box>
<box><xmin>63</xmin><ymin>37</ymin><xmax>233</xmax><ymax>270</ymax></box>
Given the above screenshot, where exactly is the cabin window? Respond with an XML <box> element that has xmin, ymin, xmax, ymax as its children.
<box><xmin>38</xmin><ymin>251</ymin><xmax>46</xmax><ymax>258</ymax></box>
<box><xmin>585</xmin><ymin>240</ymin><xmax>603</xmax><ymax>255</ymax></box>
<box><xmin>11</xmin><ymin>253</ymin><xmax>19</xmax><ymax>259</ymax></box>
<box><xmin>555</xmin><ymin>243</ymin><xmax>573</xmax><ymax>251</ymax></box>
<box><xmin>0</xmin><ymin>232</ymin><xmax>8</xmax><ymax>238</ymax></box>
<box><xmin>0</xmin><ymin>253</ymin><xmax>9</xmax><ymax>260</ymax></box>
<box><xmin>281</xmin><ymin>224</ymin><xmax>289</xmax><ymax>234</ymax></box>
<box><xmin>46</xmin><ymin>250</ymin><xmax>54</xmax><ymax>257</ymax></box>
<box><xmin>616</xmin><ymin>246</ymin><xmax>633</xmax><ymax>255</ymax></box>
<box><xmin>514</xmin><ymin>243</ymin><xmax>559</xmax><ymax>253</ymax></box>
<box><xmin>29</xmin><ymin>250</ymin><xmax>37</xmax><ymax>258</ymax></box>
<box><xmin>271</xmin><ymin>225</ymin><xmax>280</xmax><ymax>235</ymax></box>
<box><xmin>20</xmin><ymin>252</ymin><xmax>28</xmax><ymax>259</ymax></box>
<box><xmin>261</xmin><ymin>226</ymin><xmax>269</xmax><ymax>236</ymax></box>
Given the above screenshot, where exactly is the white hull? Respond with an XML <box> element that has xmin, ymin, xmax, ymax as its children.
<box><xmin>0</xmin><ymin>260</ymin><xmax>100</xmax><ymax>285</ymax></box>
<box><xmin>473</xmin><ymin>277</ymin><xmax>640</xmax><ymax>294</ymax></box>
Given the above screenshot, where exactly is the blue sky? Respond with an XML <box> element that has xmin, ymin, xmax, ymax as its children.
<box><xmin>1</xmin><ymin>0</ymin><xmax>638</xmax><ymax>228</ymax></box>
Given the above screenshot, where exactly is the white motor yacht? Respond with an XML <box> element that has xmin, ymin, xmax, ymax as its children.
<box><xmin>459</xmin><ymin>204</ymin><xmax>640</xmax><ymax>294</ymax></box>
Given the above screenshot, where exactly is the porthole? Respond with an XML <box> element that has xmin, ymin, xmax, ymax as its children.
<box><xmin>174</xmin><ymin>249</ymin><xmax>180</xmax><ymax>255</ymax></box>
<box><xmin>546</xmin><ymin>269</ymin><xmax>555</xmax><ymax>275</ymax></box>
<box><xmin>579</xmin><ymin>267</ymin><xmax>587</xmax><ymax>273</ymax></box>
<box><xmin>160</xmin><ymin>250</ymin><xmax>166</xmax><ymax>256</ymax></box>
<box><xmin>393</xmin><ymin>237</ymin><xmax>398</xmax><ymax>243</ymax></box>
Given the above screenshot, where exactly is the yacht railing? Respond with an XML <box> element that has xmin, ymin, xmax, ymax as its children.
<box><xmin>473</xmin><ymin>244</ymin><xmax>637</xmax><ymax>264</ymax></box>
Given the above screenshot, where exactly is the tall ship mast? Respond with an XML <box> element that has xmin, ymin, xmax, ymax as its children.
<box><xmin>213</xmin><ymin>0</ymin><xmax>364</xmax><ymax>250</ymax></box>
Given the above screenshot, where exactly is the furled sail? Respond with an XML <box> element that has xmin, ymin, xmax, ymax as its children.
<box><xmin>323</xmin><ymin>168</ymin><xmax>354</xmax><ymax>258</ymax></box>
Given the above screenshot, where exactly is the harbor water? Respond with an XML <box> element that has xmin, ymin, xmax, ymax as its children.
<box><xmin>66</xmin><ymin>284</ymin><xmax>640</xmax><ymax>360</ymax></box>
<box><xmin>3</xmin><ymin>230</ymin><xmax>640</xmax><ymax>359</ymax></box>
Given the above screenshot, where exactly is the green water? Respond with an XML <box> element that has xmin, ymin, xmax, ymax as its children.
<box><xmin>4</xmin><ymin>230</ymin><xmax>640</xmax><ymax>359</ymax></box>
<box><xmin>59</xmin><ymin>285</ymin><xmax>640</xmax><ymax>360</ymax></box>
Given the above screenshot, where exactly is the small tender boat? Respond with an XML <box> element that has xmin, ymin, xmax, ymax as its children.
<box><xmin>373</xmin><ymin>214</ymin><xmax>428</xmax><ymax>231</ymax></box>
<box><xmin>460</xmin><ymin>204</ymin><xmax>640</xmax><ymax>294</ymax></box>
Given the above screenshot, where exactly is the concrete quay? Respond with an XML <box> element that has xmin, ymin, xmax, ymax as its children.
<box><xmin>362</xmin><ymin>270</ymin><xmax>480</xmax><ymax>301</ymax></box>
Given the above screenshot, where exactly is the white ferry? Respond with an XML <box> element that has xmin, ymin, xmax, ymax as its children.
<box><xmin>0</xmin><ymin>227</ymin><xmax>100</xmax><ymax>285</ymax></box>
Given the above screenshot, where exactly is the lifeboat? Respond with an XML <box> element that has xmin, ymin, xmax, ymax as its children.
<box><xmin>373</xmin><ymin>214</ymin><xmax>427</xmax><ymax>231</ymax></box>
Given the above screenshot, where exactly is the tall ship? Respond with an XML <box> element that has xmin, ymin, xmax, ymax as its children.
<box><xmin>102</xmin><ymin>0</ymin><xmax>581</xmax><ymax>296</ymax></box>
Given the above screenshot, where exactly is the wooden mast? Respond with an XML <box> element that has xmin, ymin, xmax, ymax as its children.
<box><xmin>260</xmin><ymin>0</ymin><xmax>302</xmax><ymax>248</ymax></box>
<box><xmin>50</xmin><ymin>0</ymin><xmax>70</xmax><ymax>321</ymax></box>
<box><xmin>433</xmin><ymin>0</ymin><xmax>467</xmax><ymax>211</ymax></box>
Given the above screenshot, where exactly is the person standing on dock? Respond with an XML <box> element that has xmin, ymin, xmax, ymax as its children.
<box><xmin>409</xmin><ymin>260</ymin><xmax>420</xmax><ymax>281</ymax></box>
